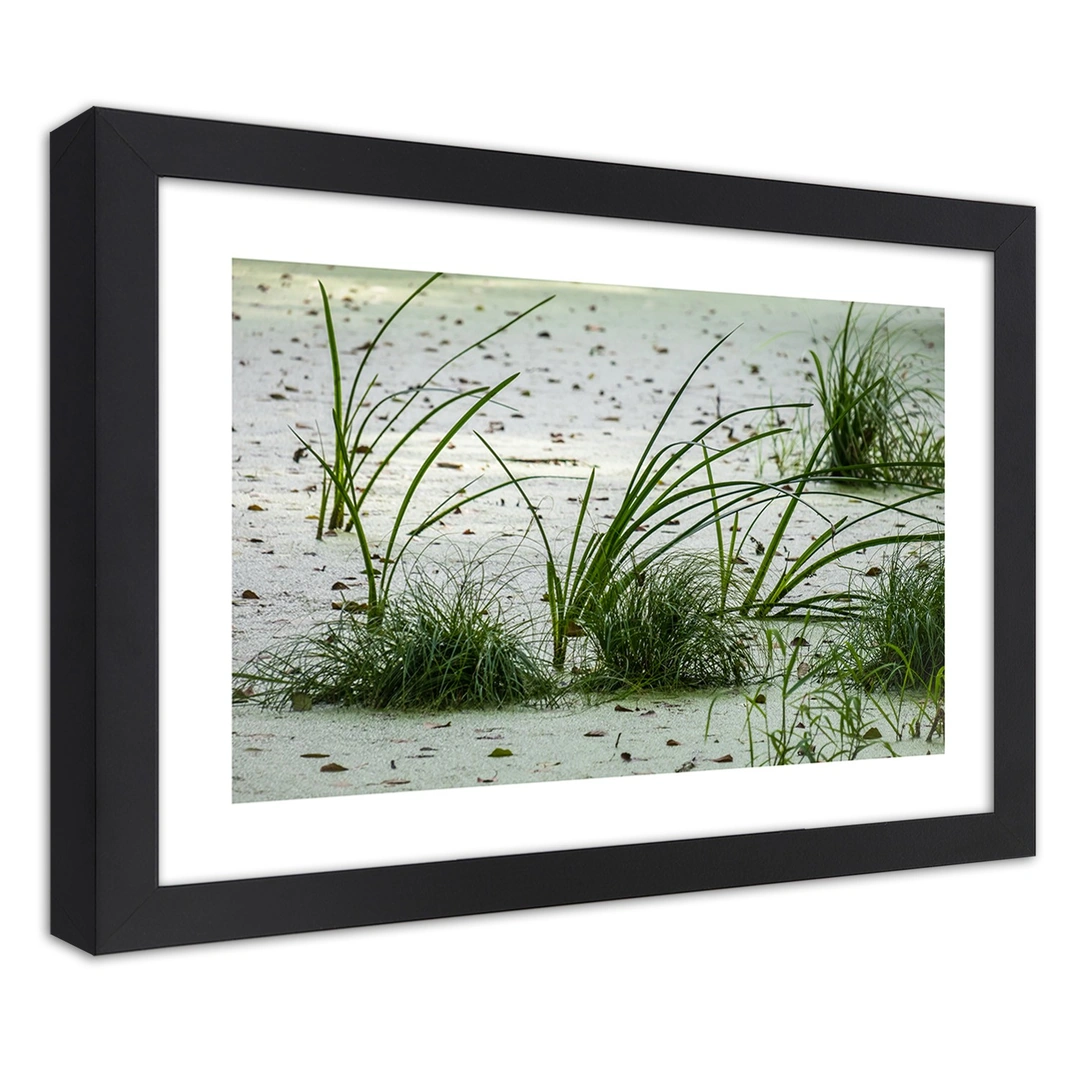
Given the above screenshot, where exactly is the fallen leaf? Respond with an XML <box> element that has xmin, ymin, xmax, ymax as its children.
<box><xmin>290</xmin><ymin>692</ymin><xmax>313</xmax><ymax>712</ymax></box>
<box><xmin>331</xmin><ymin>581</ymin><xmax>350</xmax><ymax>590</ymax></box>
<box><xmin>641</xmin><ymin>710</ymin><xmax>656</xmax><ymax>717</ymax></box>
<box><xmin>863</xmin><ymin>727</ymin><xmax>883</xmax><ymax>740</ymax></box>
<box><xmin>300</xmin><ymin>753</ymin><xmax>330</xmax><ymax>758</ymax></box>
<box><xmin>244</xmin><ymin>747</ymin><xmax>265</xmax><ymax>753</ymax></box>
<box><xmin>583</xmin><ymin>729</ymin><xmax>607</xmax><ymax>737</ymax></box>
<box><xmin>614</xmin><ymin>704</ymin><xmax>633</xmax><ymax>713</ymax></box>
<box><xmin>865</xmin><ymin>566</ymin><xmax>883</xmax><ymax>577</ymax></box>
<box><xmin>666</xmin><ymin>739</ymin><xmax>681</xmax><ymax>746</ymax></box>
<box><xmin>797</xmin><ymin>661</ymin><xmax>810</xmax><ymax>677</ymax></box>
<box><xmin>790</xmin><ymin>636</ymin><xmax>810</xmax><ymax>647</ymax></box>
<box><xmin>708</xmin><ymin>754</ymin><xmax>735</xmax><ymax>764</ymax></box>
<box><xmin>675</xmin><ymin>761</ymin><xmax>696</xmax><ymax>773</ymax></box>
<box><xmin>424</xmin><ymin>721</ymin><xmax>452</xmax><ymax>729</ymax></box>
<box><xmin>754</xmin><ymin>693</ymin><xmax>767</xmax><ymax>704</ymax></box>
<box><xmin>489</xmin><ymin>748</ymin><xmax>513</xmax><ymax>758</ymax></box>
<box><xmin>320</xmin><ymin>762</ymin><xmax>348</xmax><ymax>772</ymax></box>
<box><xmin>620</xmin><ymin>752</ymin><xmax>632</xmax><ymax>762</ymax></box>
<box><xmin>241</xmin><ymin>589</ymin><xmax>260</xmax><ymax>599</ymax></box>
<box><xmin>247</xmin><ymin>504</ymin><xmax>265</xmax><ymax>511</ymax></box>
<box><xmin>477</xmin><ymin>775</ymin><xmax>497</xmax><ymax>784</ymax></box>
<box><xmin>381</xmin><ymin>779</ymin><xmax>411</xmax><ymax>786</ymax></box>
<box><xmin>436</xmin><ymin>461</ymin><xmax>463</xmax><ymax>470</ymax></box>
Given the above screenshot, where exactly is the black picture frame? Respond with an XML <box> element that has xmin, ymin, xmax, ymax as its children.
<box><xmin>50</xmin><ymin>107</ymin><xmax>1035</xmax><ymax>954</ymax></box>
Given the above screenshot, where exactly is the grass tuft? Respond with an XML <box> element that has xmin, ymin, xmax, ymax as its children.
<box><xmin>809</xmin><ymin>303</ymin><xmax>944</xmax><ymax>486</ymax></box>
<box><xmin>573</xmin><ymin>554</ymin><xmax>755</xmax><ymax>694</ymax></box>
<box><xmin>238</xmin><ymin>568</ymin><xmax>556</xmax><ymax>712</ymax></box>
<box><xmin>836</xmin><ymin>546</ymin><xmax>945</xmax><ymax>689</ymax></box>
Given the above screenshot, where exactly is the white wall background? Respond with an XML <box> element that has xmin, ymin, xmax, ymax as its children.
<box><xmin>5</xmin><ymin>4</ymin><xmax>1069</xmax><ymax>1077</ymax></box>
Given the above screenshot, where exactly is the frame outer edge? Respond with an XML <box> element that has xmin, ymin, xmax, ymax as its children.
<box><xmin>100</xmin><ymin>108</ymin><xmax>1029</xmax><ymax>250</ymax></box>
<box><xmin>993</xmin><ymin>211</ymin><xmax>1036</xmax><ymax>853</ymax></box>
<box><xmin>93</xmin><ymin>115</ymin><xmax>163</xmax><ymax>949</ymax></box>
<box><xmin>50</xmin><ymin>109</ymin><xmax>99</xmax><ymax>953</ymax></box>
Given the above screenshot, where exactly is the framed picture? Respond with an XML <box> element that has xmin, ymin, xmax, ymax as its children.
<box><xmin>50</xmin><ymin>107</ymin><xmax>1034</xmax><ymax>954</ymax></box>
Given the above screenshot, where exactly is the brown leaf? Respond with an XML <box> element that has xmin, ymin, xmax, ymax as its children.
<box><xmin>247</xmin><ymin>504</ymin><xmax>265</xmax><ymax>511</ymax></box>
<box><xmin>477</xmin><ymin>775</ymin><xmax>497</xmax><ymax>784</ymax></box>
<box><xmin>865</xmin><ymin>566</ymin><xmax>882</xmax><ymax>577</ymax></box>
<box><xmin>382</xmin><ymin>778</ymin><xmax>411</xmax><ymax>786</ymax></box>
<box><xmin>436</xmin><ymin>461</ymin><xmax>463</xmax><ymax>469</ymax></box>
<box><xmin>331</xmin><ymin>581</ymin><xmax>350</xmax><ymax>590</ymax></box>
<box><xmin>614</xmin><ymin>704</ymin><xmax>633</xmax><ymax>713</ymax></box>
<box><xmin>790</xmin><ymin>636</ymin><xmax>810</xmax><ymax>647</ymax></box>
<box><xmin>666</xmin><ymin>739</ymin><xmax>681</xmax><ymax>746</ymax></box>
<box><xmin>424</xmin><ymin>720</ymin><xmax>452</xmax><ymax>729</ymax></box>
<box><xmin>583</xmin><ymin>729</ymin><xmax>607</xmax><ymax>737</ymax></box>
<box><xmin>754</xmin><ymin>693</ymin><xmax>767</xmax><ymax>704</ymax></box>
<box><xmin>709</xmin><ymin>754</ymin><xmax>734</xmax><ymax>764</ymax></box>
<box><xmin>301</xmin><ymin>753</ymin><xmax>330</xmax><ymax>758</ymax></box>
<box><xmin>320</xmin><ymin>762</ymin><xmax>348</xmax><ymax>772</ymax></box>
<box><xmin>332</xmin><ymin>600</ymin><xmax>367</xmax><ymax>613</ymax></box>
<box><xmin>241</xmin><ymin>589</ymin><xmax>260</xmax><ymax>600</ymax></box>
<box><xmin>620</xmin><ymin>752</ymin><xmax>632</xmax><ymax>762</ymax></box>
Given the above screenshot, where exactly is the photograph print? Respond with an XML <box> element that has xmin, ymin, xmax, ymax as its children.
<box><xmin>231</xmin><ymin>258</ymin><xmax>945</xmax><ymax>803</ymax></box>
